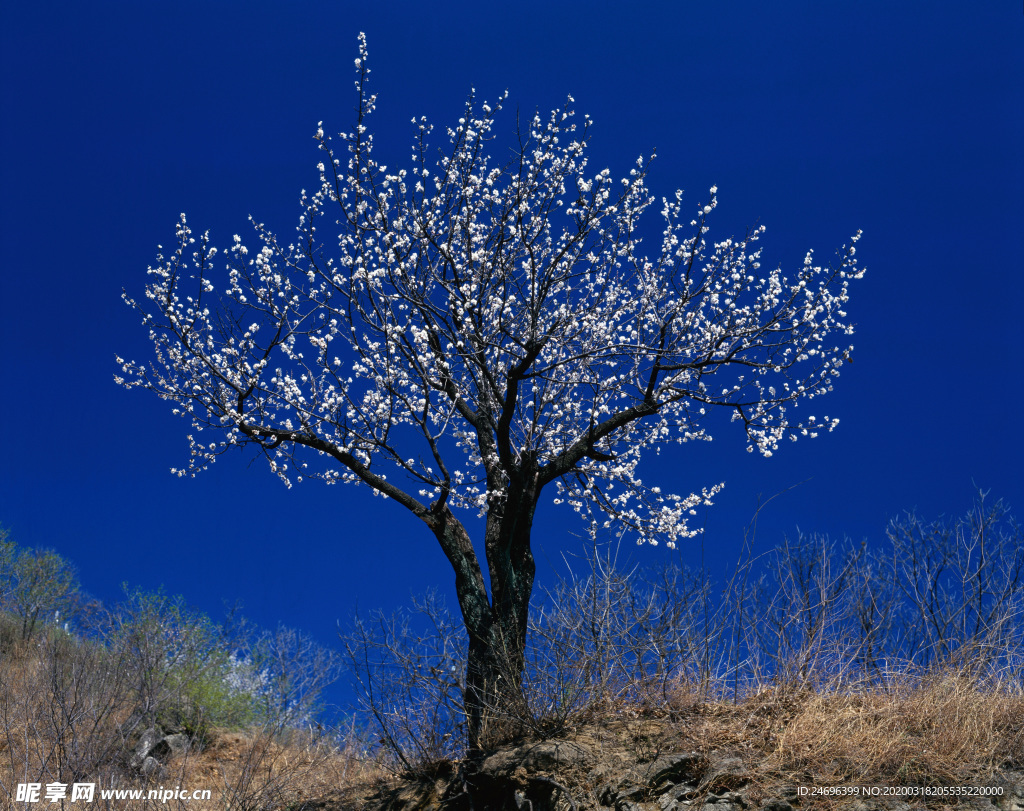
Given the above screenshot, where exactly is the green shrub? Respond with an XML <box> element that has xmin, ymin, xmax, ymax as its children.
<box><xmin>159</xmin><ymin>649</ymin><xmax>263</xmax><ymax>743</ymax></box>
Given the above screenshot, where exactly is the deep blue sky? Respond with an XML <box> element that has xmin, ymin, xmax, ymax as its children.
<box><xmin>1</xmin><ymin>2</ymin><xmax>1021</xmax><ymax>663</ymax></box>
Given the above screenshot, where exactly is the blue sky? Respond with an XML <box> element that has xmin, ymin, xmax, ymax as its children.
<box><xmin>1</xmin><ymin>1</ymin><xmax>1021</xmax><ymax>666</ymax></box>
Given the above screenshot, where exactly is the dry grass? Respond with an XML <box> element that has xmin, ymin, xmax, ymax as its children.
<box><xmin>771</xmin><ymin>671</ymin><xmax>1024</xmax><ymax>785</ymax></box>
<box><xmin>599</xmin><ymin>671</ymin><xmax>1024</xmax><ymax>790</ymax></box>
<box><xmin>543</xmin><ymin>673</ymin><xmax>1024</xmax><ymax>811</ymax></box>
<box><xmin>0</xmin><ymin>712</ymin><xmax>386</xmax><ymax>810</ymax></box>
<box><xmin>0</xmin><ymin>631</ymin><xmax>381</xmax><ymax>810</ymax></box>
<box><xmin>167</xmin><ymin>726</ymin><xmax>383</xmax><ymax>811</ymax></box>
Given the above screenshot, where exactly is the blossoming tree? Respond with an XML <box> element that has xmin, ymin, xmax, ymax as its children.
<box><xmin>117</xmin><ymin>35</ymin><xmax>864</xmax><ymax>750</ymax></box>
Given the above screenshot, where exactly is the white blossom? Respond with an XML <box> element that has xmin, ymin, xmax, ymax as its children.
<box><xmin>118</xmin><ymin>35</ymin><xmax>864</xmax><ymax>550</ymax></box>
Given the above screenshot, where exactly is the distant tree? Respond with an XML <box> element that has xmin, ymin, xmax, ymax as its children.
<box><xmin>241</xmin><ymin>624</ymin><xmax>344</xmax><ymax>729</ymax></box>
<box><xmin>0</xmin><ymin>526</ymin><xmax>12</xmax><ymax>581</ymax></box>
<box><xmin>117</xmin><ymin>34</ymin><xmax>864</xmax><ymax>751</ymax></box>
<box><xmin>0</xmin><ymin>526</ymin><xmax>13</xmax><ymax>618</ymax></box>
<box><xmin>1</xmin><ymin>545</ymin><xmax>79</xmax><ymax>642</ymax></box>
<box><xmin>106</xmin><ymin>586</ymin><xmax>225</xmax><ymax>734</ymax></box>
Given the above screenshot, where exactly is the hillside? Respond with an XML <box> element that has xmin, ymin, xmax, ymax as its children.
<box><xmin>1</xmin><ymin>492</ymin><xmax>1022</xmax><ymax>809</ymax></box>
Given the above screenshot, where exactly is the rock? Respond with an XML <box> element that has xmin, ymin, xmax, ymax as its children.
<box><xmin>652</xmin><ymin>781</ymin><xmax>700</xmax><ymax>811</ymax></box>
<box><xmin>130</xmin><ymin>727</ymin><xmax>191</xmax><ymax>774</ymax></box>
<box><xmin>658</xmin><ymin>794</ymin><xmax>682</xmax><ymax>811</ymax></box>
<box><xmin>699</xmin><ymin>756</ymin><xmax>749</xmax><ymax>793</ymax></box>
<box><xmin>163</xmin><ymin>733</ymin><xmax>191</xmax><ymax>756</ymax></box>
<box><xmin>130</xmin><ymin>727</ymin><xmax>163</xmax><ymax>770</ymax></box>
<box><xmin>845</xmin><ymin>801</ymin><xmax>913</xmax><ymax>811</ymax></box>
<box><xmin>149</xmin><ymin>732</ymin><xmax>190</xmax><ymax>760</ymax></box>
<box><xmin>641</xmin><ymin>753</ymin><xmax>707</xmax><ymax>790</ymax></box>
<box><xmin>471</xmin><ymin>740</ymin><xmax>595</xmax><ymax>810</ymax></box>
<box><xmin>140</xmin><ymin>756</ymin><xmax>161</xmax><ymax>777</ymax></box>
<box><xmin>700</xmin><ymin>792</ymin><xmax>744</xmax><ymax>811</ymax></box>
<box><xmin>959</xmin><ymin>798</ymin><xmax>999</xmax><ymax>811</ymax></box>
<box><xmin>482</xmin><ymin>739</ymin><xmax>596</xmax><ymax>776</ymax></box>
<box><xmin>990</xmin><ymin>770</ymin><xmax>1024</xmax><ymax>811</ymax></box>
<box><xmin>617</xmin><ymin>783</ymin><xmax>649</xmax><ymax>802</ymax></box>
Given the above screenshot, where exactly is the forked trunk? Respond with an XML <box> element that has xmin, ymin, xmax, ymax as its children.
<box><xmin>431</xmin><ymin>473</ymin><xmax>538</xmax><ymax>754</ymax></box>
<box><xmin>428</xmin><ymin>462</ymin><xmax>539</xmax><ymax>754</ymax></box>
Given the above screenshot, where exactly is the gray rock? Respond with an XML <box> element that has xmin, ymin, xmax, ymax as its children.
<box><xmin>130</xmin><ymin>727</ymin><xmax>163</xmax><ymax>770</ymax></box>
<box><xmin>149</xmin><ymin>733</ymin><xmax>190</xmax><ymax>760</ymax></box>
<box><xmin>699</xmin><ymin>757</ymin><xmax>749</xmax><ymax>793</ymax></box>
<box><xmin>641</xmin><ymin>753</ymin><xmax>707</xmax><ymax>790</ymax></box>
<box><xmin>659</xmin><ymin>794</ymin><xmax>684</xmax><ymax>811</ymax></box>
<box><xmin>163</xmin><ymin>733</ymin><xmax>191</xmax><ymax>756</ymax></box>
<box><xmin>959</xmin><ymin>798</ymin><xmax>998</xmax><ymax>811</ymax></box>
<box><xmin>845</xmin><ymin>801</ymin><xmax>912</xmax><ymax>811</ymax></box>
<box><xmin>617</xmin><ymin>783</ymin><xmax>650</xmax><ymax>801</ymax></box>
<box><xmin>662</xmin><ymin>783</ymin><xmax>699</xmax><ymax>803</ymax></box>
<box><xmin>140</xmin><ymin>755</ymin><xmax>161</xmax><ymax>777</ymax></box>
<box><xmin>130</xmin><ymin>727</ymin><xmax>191</xmax><ymax>774</ymax></box>
<box><xmin>702</xmin><ymin>793</ymin><xmax>744</xmax><ymax>811</ymax></box>
<box><xmin>482</xmin><ymin>739</ymin><xmax>596</xmax><ymax>776</ymax></box>
<box><xmin>990</xmin><ymin>770</ymin><xmax>1024</xmax><ymax>811</ymax></box>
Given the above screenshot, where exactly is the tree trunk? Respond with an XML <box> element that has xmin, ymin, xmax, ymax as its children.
<box><xmin>430</xmin><ymin>470</ymin><xmax>539</xmax><ymax>754</ymax></box>
<box><xmin>463</xmin><ymin>610</ymin><xmax>527</xmax><ymax>753</ymax></box>
<box><xmin>467</xmin><ymin>473</ymin><xmax>539</xmax><ymax>751</ymax></box>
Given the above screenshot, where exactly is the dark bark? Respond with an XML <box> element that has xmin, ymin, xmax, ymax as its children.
<box><xmin>430</xmin><ymin>464</ymin><xmax>539</xmax><ymax>754</ymax></box>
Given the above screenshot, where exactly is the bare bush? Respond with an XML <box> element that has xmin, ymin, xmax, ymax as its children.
<box><xmin>341</xmin><ymin>590</ymin><xmax>467</xmax><ymax>772</ymax></box>
<box><xmin>37</xmin><ymin>631</ymin><xmax>136</xmax><ymax>782</ymax></box>
<box><xmin>883</xmin><ymin>491</ymin><xmax>1024</xmax><ymax>674</ymax></box>
<box><xmin>103</xmin><ymin>587</ymin><xmax>229</xmax><ymax>742</ymax></box>
<box><xmin>525</xmin><ymin>546</ymin><xmax>716</xmax><ymax>727</ymax></box>
<box><xmin>344</xmin><ymin>489</ymin><xmax>1024</xmax><ymax>773</ymax></box>
<box><xmin>750</xmin><ymin>534</ymin><xmax>867</xmax><ymax>690</ymax></box>
<box><xmin>0</xmin><ymin>631</ymin><xmax>136</xmax><ymax>805</ymax></box>
<box><xmin>238</xmin><ymin>624</ymin><xmax>345</xmax><ymax>733</ymax></box>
